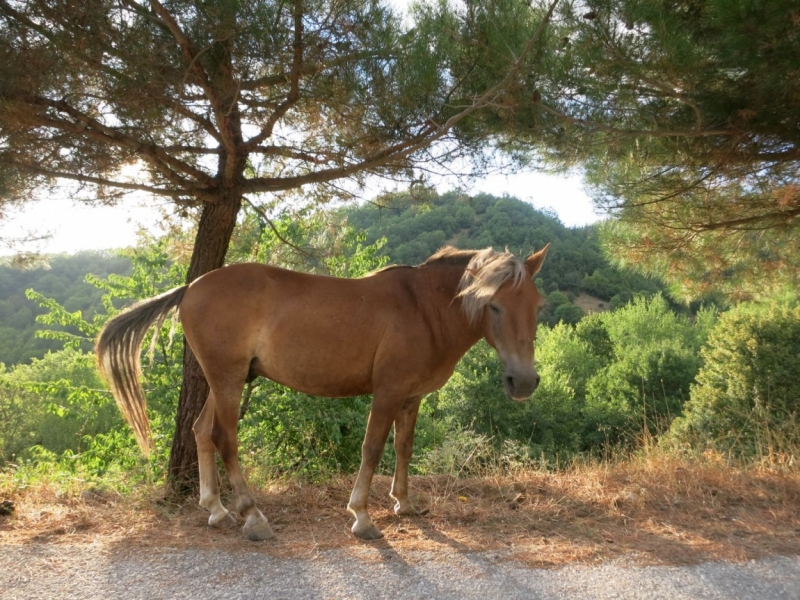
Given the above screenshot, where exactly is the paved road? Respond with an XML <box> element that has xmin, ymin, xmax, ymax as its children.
<box><xmin>2</xmin><ymin>544</ymin><xmax>799</xmax><ymax>599</ymax></box>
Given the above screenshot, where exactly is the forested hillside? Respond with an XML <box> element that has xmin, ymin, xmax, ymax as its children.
<box><xmin>1</xmin><ymin>193</ymin><xmax>672</xmax><ymax>366</ymax></box>
<box><xmin>0</xmin><ymin>253</ymin><xmax>130</xmax><ymax>365</ymax></box>
<box><xmin>344</xmin><ymin>191</ymin><xmax>668</xmax><ymax>324</ymax></box>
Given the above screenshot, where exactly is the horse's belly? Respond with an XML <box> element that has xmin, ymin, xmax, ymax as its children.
<box><xmin>252</xmin><ymin>332</ymin><xmax>376</xmax><ymax>398</ymax></box>
<box><xmin>256</xmin><ymin>369</ymin><xmax>373</xmax><ymax>398</ymax></box>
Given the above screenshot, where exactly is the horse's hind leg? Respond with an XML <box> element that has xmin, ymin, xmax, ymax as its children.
<box><xmin>194</xmin><ymin>394</ymin><xmax>236</xmax><ymax>529</ymax></box>
<box><xmin>210</xmin><ymin>383</ymin><xmax>275</xmax><ymax>541</ymax></box>
<box><xmin>390</xmin><ymin>396</ymin><xmax>426</xmax><ymax>516</ymax></box>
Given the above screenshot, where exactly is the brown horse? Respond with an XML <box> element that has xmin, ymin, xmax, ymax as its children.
<box><xmin>96</xmin><ymin>244</ymin><xmax>550</xmax><ymax>540</ymax></box>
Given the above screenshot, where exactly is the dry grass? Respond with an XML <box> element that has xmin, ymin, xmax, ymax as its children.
<box><xmin>2</xmin><ymin>455</ymin><xmax>799</xmax><ymax>568</ymax></box>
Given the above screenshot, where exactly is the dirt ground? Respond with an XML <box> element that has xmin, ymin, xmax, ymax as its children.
<box><xmin>573</xmin><ymin>293</ymin><xmax>609</xmax><ymax>314</ymax></box>
<box><xmin>2</xmin><ymin>457</ymin><xmax>799</xmax><ymax>568</ymax></box>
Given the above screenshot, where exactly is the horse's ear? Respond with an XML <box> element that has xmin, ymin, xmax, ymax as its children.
<box><xmin>524</xmin><ymin>243</ymin><xmax>550</xmax><ymax>278</ymax></box>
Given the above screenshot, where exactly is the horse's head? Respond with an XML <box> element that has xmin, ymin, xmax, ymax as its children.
<box><xmin>477</xmin><ymin>245</ymin><xmax>549</xmax><ymax>401</ymax></box>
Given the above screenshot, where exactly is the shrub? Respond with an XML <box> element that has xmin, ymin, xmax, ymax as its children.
<box><xmin>667</xmin><ymin>302</ymin><xmax>800</xmax><ymax>458</ymax></box>
<box><xmin>582</xmin><ymin>296</ymin><xmax>712</xmax><ymax>447</ymax></box>
<box><xmin>0</xmin><ymin>348</ymin><xmax>119</xmax><ymax>461</ymax></box>
<box><xmin>427</xmin><ymin>338</ymin><xmax>584</xmax><ymax>461</ymax></box>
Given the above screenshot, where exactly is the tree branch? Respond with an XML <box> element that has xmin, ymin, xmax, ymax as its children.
<box><xmin>148</xmin><ymin>0</ymin><xmax>236</xmax><ymax>153</ymax></box>
<box><xmin>245</xmin><ymin>0</ymin><xmax>562</xmax><ymax>193</ymax></box>
<box><xmin>243</xmin><ymin>0</ymin><xmax>305</xmax><ymax>151</ymax></box>
<box><xmin>696</xmin><ymin>207</ymin><xmax>800</xmax><ymax>232</ymax></box>
<box><xmin>22</xmin><ymin>95</ymin><xmax>217</xmax><ymax>189</ymax></box>
<box><xmin>538</xmin><ymin>102</ymin><xmax>732</xmax><ymax>138</ymax></box>
<box><xmin>249</xmin><ymin>145</ymin><xmax>336</xmax><ymax>164</ymax></box>
<box><xmin>242</xmin><ymin>196</ymin><xmax>319</xmax><ymax>260</ymax></box>
<box><xmin>12</xmin><ymin>162</ymin><xmax>203</xmax><ymax>200</ymax></box>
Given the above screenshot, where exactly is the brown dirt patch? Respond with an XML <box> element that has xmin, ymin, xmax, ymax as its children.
<box><xmin>2</xmin><ymin>457</ymin><xmax>799</xmax><ymax>568</ymax></box>
<box><xmin>574</xmin><ymin>293</ymin><xmax>609</xmax><ymax>314</ymax></box>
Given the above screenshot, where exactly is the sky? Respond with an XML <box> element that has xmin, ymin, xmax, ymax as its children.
<box><xmin>0</xmin><ymin>171</ymin><xmax>600</xmax><ymax>256</ymax></box>
<box><xmin>0</xmin><ymin>172</ymin><xmax>600</xmax><ymax>256</ymax></box>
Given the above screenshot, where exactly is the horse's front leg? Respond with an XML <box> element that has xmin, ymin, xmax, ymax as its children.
<box><xmin>390</xmin><ymin>395</ymin><xmax>426</xmax><ymax>516</ymax></box>
<box><xmin>347</xmin><ymin>396</ymin><xmax>398</xmax><ymax>540</ymax></box>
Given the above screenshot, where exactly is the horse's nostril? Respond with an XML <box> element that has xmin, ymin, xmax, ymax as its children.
<box><xmin>534</xmin><ymin>374</ymin><xmax>541</xmax><ymax>389</ymax></box>
<box><xmin>505</xmin><ymin>375</ymin><xmax>515</xmax><ymax>394</ymax></box>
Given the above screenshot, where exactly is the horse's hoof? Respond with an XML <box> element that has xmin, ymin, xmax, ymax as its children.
<box><xmin>352</xmin><ymin>523</ymin><xmax>384</xmax><ymax>540</ymax></box>
<box><xmin>394</xmin><ymin>503</ymin><xmax>430</xmax><ymax>517</ymax></box>
<box><xmin>243</xmin><ymin>516</ymin><xmax>276</xmax><ymax>541</ymax></box>
<box><xmin>208</xmin><ymin>510</ymin><xmax>237</xmax><ymax>529</ymax></box>
<box><xmin>244</xmin><ymin>522</ymin><xmax>276</xmax><ymax>541</ymax></box>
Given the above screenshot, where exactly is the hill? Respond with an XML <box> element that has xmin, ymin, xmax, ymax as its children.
<box><xmin>343</xmin><ymin>191</ymin><xmax>666</xmax><ymax>324</ymax></box>
<box><xmin>0</xmin><ymin>252</ymin><xmax>131</xmax><ymax>365</ymax></box>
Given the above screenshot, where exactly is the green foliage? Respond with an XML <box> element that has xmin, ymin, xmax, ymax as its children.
<box><xmin>345</xmin><ymin>190</ymin><xmax>670</xmax><ymax>322</ymax></box>
<box><xmin>229</xmin><ymin>206</ymin><xmax>389</xmax><ymax>278</ymax></box>
<box><xmin>552</xmin><ymin>302</ymin><xmax>585</xmax><ymax>326</ymax></box>
<box><xmin>0</xmin><ymin>252</ymin><xmax>131</xmax><ymax>364</ymax></box>
<box><xmin>239</xmin><ymin>383</ymin><xmax>373</xmax><ymax>479</ymax></box>
<box><xmin>421</xmin><ymin>296</ymin><xmax>717</xmax><ymax>464</ymax></box>
<box><xmin>0</xmin><ymin>239</ymin><xmax>185</xmax><ymax>479</ymax></box>
<box><xmin>0</xmin><ymin>348</ymin><xmax>117</xmax><ymax>461</ymax></box>
<box><xmin>427</xmin><ymin>339</ymin><xmax>584</xmax><ymax>461</ymax></box>
<box><xmin>581</xmin><ymin>296</ymin><xmax>713</xmax><ymax>447</ymax></box>
<box><xmin>668</xmin><ymin>302</ymin><xmax>800</xmax><ymax>458</ymax></box>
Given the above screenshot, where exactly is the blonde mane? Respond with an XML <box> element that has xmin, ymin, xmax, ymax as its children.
<box><xmin>424</xmin><ymin>246</ymin><xmax>527</xmax><ymax>324</ymax></box>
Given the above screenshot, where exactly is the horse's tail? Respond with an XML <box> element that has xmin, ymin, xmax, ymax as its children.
<box><xmin>96</xmin><ymin>285</ymin><xmax>188</xmax><ymax>455</ymax></box>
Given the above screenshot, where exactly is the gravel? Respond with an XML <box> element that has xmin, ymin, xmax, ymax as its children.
<box><xmin>2</xmin><ymin>544</ymin><xmax>799</xmax><ymax>600</ymax></box>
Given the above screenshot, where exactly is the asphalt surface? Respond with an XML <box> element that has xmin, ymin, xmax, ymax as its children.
<box><xmin>2</xmin><ymin>544</ymin><xmax>799</xmax><ymax>599</ymax></box>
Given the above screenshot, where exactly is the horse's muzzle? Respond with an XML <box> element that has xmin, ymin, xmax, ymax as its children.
<box><xmin>504</xmin><ymin>372</ymin><xmax>540</xmax><ymax>402</ymax></box>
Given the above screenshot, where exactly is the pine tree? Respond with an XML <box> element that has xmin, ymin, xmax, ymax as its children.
<box><xmin>480</xmin><ymin>0</ymin><xmax>800</xmax><ymax>298</ymax></box>
<box><xmin>0</xmin><ymin>0</ymin><xmax>558</xmax><ymax>489</ymax></box>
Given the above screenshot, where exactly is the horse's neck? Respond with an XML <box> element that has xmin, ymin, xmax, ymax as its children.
<box><xmin>414</xmin><ymin>266</ymin><xmax>484</xmax><ymax>355</ymax></box>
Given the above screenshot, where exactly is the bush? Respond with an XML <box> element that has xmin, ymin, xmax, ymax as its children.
<box><xmin>667</xmin><ymin>302</ymin><xmax>800</xmax><ymax>458</ymax></box>
<box><xmin>238</xmin><ymin>383</ymin><xmax>373</xmax><ymax>479</ymax></box>
<box><xmin>427</xmin><ymin>338</ymin><xmax>584</xmax><ymax>461</ymax></box>
<box><xmin>581</xmin><ymin>296</ymin><xmax>713</xmax><ymax>447</ymax></box>
<box><xmin>0</xmin><ymin>348</ymin><xmax>120</xmax><ymax>461</ymax></box>
<box><xmin>553</xmin><ymin>302</ymin><xmax>585</xmax><ymax>325</ymax></box>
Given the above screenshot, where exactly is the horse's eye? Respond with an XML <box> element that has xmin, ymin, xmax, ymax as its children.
<box><xmin>489</xmin><ymin>304</ymin><xmax>501</xmax><ymax>315</ymax></box>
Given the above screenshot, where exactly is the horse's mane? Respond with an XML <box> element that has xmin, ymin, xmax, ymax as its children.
<box><xmin>369</xmin><ymin>247</ymin><xmax>527</xmax><ymax>324</ymax></box>
<box><xmin>421</xmin><ymin>246</ymin><xmax>480</xmax><ymax>266</ymax></box>
<box><xmin>426</xmin><ymin>246</ymin><xmax>527</xmax><ymax>325</ymax></box>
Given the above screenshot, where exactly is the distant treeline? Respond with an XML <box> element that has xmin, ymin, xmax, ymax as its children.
<box><xmin>0</xmin><ymin>253</ymin><xmax>131</xmax><ymax>365</ymax></box>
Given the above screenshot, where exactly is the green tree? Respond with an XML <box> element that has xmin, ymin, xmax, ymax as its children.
<box><xmin>542</xmin><ymin>0</ymin><xmax>800</xmax><ymax>297</ymax></box>
<box><xmin>552</xmin><ymin>301</ymin><xmax>584</xmax><ymax>325</ymax></box>
<box><xmin>668</xmin><ymin>302</ymin><xmax>800</xmax><ymax>457</ymax></box>
<box><xmin>465</xmin><ymin>0</ymin><xmax>800</xmax><ymax>298</ymax></box>
<box><xmin>0</xmin><ymin>0</ymin><xmax>559</xmax><ymax>488</ymax></box>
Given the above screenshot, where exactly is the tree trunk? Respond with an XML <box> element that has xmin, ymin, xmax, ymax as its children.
<box><xmin>168</xmin><ymin>192</ymin><xmax>243</xmax><ymax>494</ymax></box>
